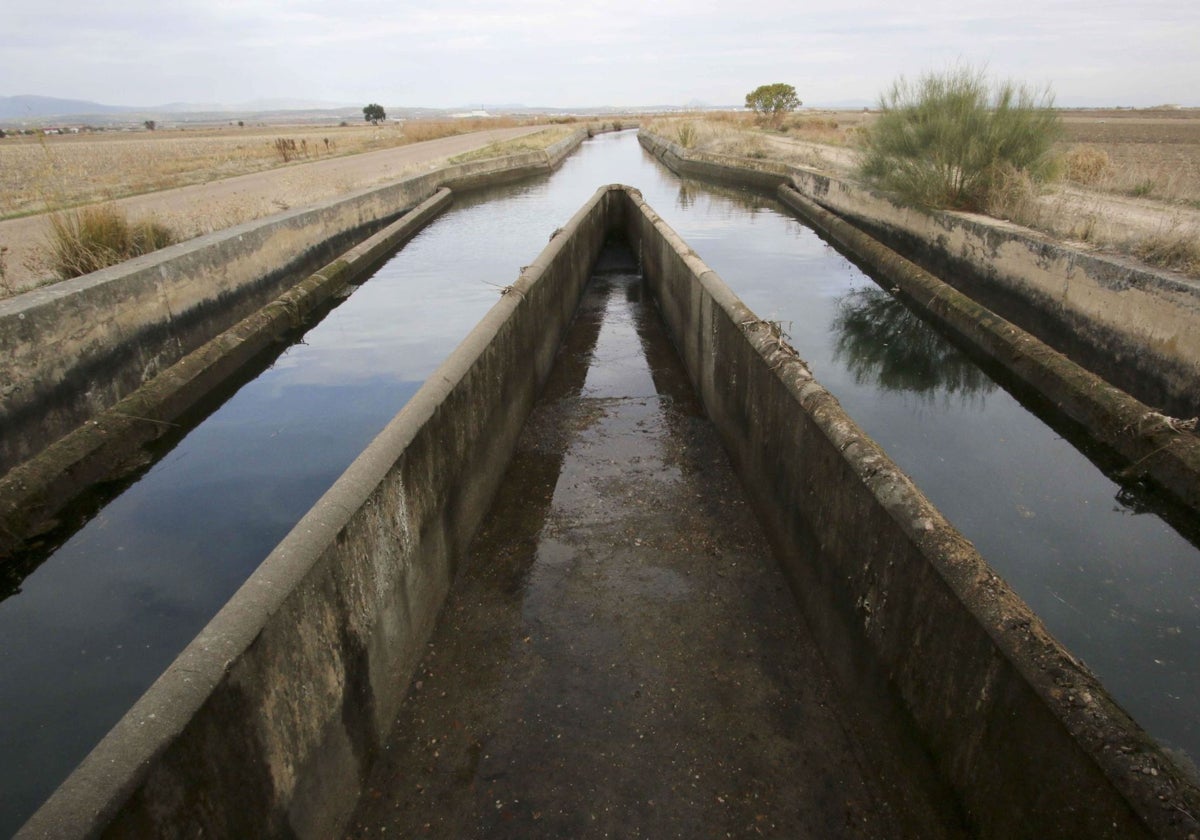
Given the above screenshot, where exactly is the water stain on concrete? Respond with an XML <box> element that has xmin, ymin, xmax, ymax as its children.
<box><xmin>345</xmin><ymin>242</ymin><xmax>965</xmax><ymax>838</ymax></box>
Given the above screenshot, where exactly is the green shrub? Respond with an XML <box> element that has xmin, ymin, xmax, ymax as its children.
<box><xmin>858</xmin><ymin>66</ymin><xmax>1061</xmax><ymax>211</ymax></box>
<box><xmin>46</xmin><ymin>205</ymin><xmax>175</xmax><ymax>279</ymax></box>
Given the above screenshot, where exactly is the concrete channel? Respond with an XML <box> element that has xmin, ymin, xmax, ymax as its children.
<box><xmin>0</xmin><ymin>130</ymin><xmax>589</xmax><ymax>556</ymax></box>
<box><xmin>20</xmin><ymin>186</ymin><xmax>1200</xmax><ymax>838</ymax></box>
<box><xmin>638</xmin><ymin>131</ymin><xmax>1200</xmax><ymax>522</ymax></box>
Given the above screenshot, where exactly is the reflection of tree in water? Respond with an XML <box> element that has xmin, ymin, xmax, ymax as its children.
<box><xmin>832</xmin><ymin>285</ymin><xmax>996</xmax><ymax>403</ymax></box>
<box><xmin>677</xmin><ymin>181</ymin><xmax>696</xmax><ymax>210</ymax></box>
<box><xmin>675</xmin><ymin>178</ymin><xmax>765</xmax><ymax>216</ymax></box>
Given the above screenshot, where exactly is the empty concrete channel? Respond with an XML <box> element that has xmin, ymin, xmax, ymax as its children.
<box><xmin>6</xmin><ymin>132</ymin><xmax>1200</xmax><ymax>836</ymax></box>
<box><xmin>342</xmin><ymin>240</ymin><xmax>962</xmax><ymax>839</ymax></box>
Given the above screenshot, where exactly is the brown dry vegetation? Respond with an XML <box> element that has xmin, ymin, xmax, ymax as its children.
<box><xmin>447</xmin><ymin>126</ymin><xmax>576</xmax><ymax>164</ymax></box>
<box><xmin>0</xmin><ymin>117</ymin><xmax>527</xmax><ymax>220</ymax></box>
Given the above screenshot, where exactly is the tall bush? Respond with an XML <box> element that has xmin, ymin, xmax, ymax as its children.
<box><xmin>858</xmin><ymin>66</ymin><xmax>1061</xmax><ymax>211</ymax></box>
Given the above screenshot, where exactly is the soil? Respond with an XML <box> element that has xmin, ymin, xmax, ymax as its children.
<box><xmin>0</xmin><ymin>125</ymin><xmax>545</xmax><ymax>296</ymax></box>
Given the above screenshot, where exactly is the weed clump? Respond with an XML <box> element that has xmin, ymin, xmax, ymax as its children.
<box><xmin>1134</xmin><ymin>230</ymin><xmax>1200</xmax><ymax>274</ymax></box>
<box><xmin>1063</xmin><ymin>145</ymin><xmax>1112</xmax><ymax>184</ymax></box>
<box><xmin>46</xmin><ymin>205</ymin><xmax>175</xmax><ymax>279</ymax></box>
<box><xmin>858</xmin><ymin>66</ymin><xmax>1061</xmax><ymax>212</ymax></box>
<box><xmin>675</xmin><ymin>122</ymin><xmax>697</xmax><ymax>149</ymax></box>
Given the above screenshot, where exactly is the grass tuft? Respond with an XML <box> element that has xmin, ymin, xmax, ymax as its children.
<box><xmin>1133</xmin><ymin>229</ymin><xmax>1200</xmax><ymax>273</ymax></box>
<box><xmin>675</xmin><ymin>122</ymin><xmax>698</xmax><ymax>149</ymax></box>
<box><xmin>1063</xmin><ymin>145</ymin><xmax>1112</xmax><ymax>184</ymax></box>
<box><xmin>46</xmin><ymin>205</ymin><xmax>175</xmax><ymax>279</ymax></box>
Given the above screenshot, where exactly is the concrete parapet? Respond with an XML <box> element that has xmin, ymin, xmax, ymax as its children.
<box><xmin>0</xmin><ymin>129</ymin><xmax>589</xmax><ymax>483</ymax></box>
<box><xmin>18</xmin><ymin>184</ymin><xmax>624</xmax><ymax>839</ymax></box>
<box><xmin>638</xmin><ymin>129</ymin><xmax>1200</xmax><ymax>421</ymax></box>
<box><xmin>624</xmin><ymin>186</ymin><xmax>1200</xmax><ymax>837</ymax></box>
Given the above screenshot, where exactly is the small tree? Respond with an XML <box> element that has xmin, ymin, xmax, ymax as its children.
<box><xmin>745</xmin><ymin>83</ymin><xmax>801</xmax><ymax>126</ymax></box>
<box><xmin>363</xmin><ymin>103</ymin><xmax>386</xmax><ymax>125</ymax></box>
<box><xmin>858</xmin><ymin>66</ymin><xmax>1061</xmax><ymax>211</ymax></box>
<box><xmin>143</xmin><ymin>119</ymin><xmax>157</xmax><ymax>131</ymax></box>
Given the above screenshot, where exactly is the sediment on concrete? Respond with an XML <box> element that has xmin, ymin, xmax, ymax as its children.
<box><xmin>776</xmin><ymin>184</ymin><xmax>1200</xmax><ymax>519</ymax></box>
<box><xmin>17</xmin><ymin>185</ymin><xmax>626</xmax><ymax>839</ymax></box>
<box><xmin>0</xmin><ymin>189</ymin><xmax>452</xmax><ymax>558</ymax></box>
<box><xmin>0</xmin><ymin>128</ymin><xmax>591</xmax><ymax>483</ymax></box>
<box><xmin>621</xmin><ymin>187</ymin><xmax>1200</xmax><ymax>838</ymax></box>
<box><xmin>22</xmin><ymin>186</ymin><xmax>1200</xmax><ymax>839</ymax></box>
<box><xmin>638</xmin><ymin>130</ymin><xmax>1200</xmax><ymax>421</ymax></box>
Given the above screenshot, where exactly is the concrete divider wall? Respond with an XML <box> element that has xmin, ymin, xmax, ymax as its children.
<box><xmin>639</xmin><ymin>130</ymin><xmax>1200</xmax><ymax>420</ymax></box>
<box><xmin>623</xmin><ymin>187</ymin><xmax>1200</xmax><ymax>838</ymax></box>
<box><xmin>775</xmin><ymin>185</ymin><xmax>1200</xmax><ymax>518</ymax></box>
<box><xmin>0</xmin><ymin>128</ymin><xmax>590</xmax><ymax>480</ymax></box>
<box><xmin>18</xmin><ymin>184</ymin><xmax>624</xmax><ymax>839</ymax></box>
<box><xmin>0</xmin><ymin>188</ymin><xmax>453</xmax><ymax>556</ymax></box>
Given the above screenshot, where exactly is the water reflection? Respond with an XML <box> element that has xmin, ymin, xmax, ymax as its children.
<box><xmin>832</xmin><ymin>286</ymin><xmax>996</xmax><ymax>403</ymax></box>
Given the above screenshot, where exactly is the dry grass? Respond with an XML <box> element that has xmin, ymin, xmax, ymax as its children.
<box><xmin>44</xmin><ymin>205</ymin><xmax>175</xmax><ymax>279</ymax></box>
<box><xmin>0</xmin><ymin>118</ymin><xmax>529</xmax><ymax>220</ymax></box>
<box><xmin>645</xmin><ymin>114</ymin><xmax>855</xmax><ymax>170</ymax></box>
<box><xmin>1062</xmin><ymin>145</ymin><xmax>1113</xmax><ymax>184</ymax></box>
<box><xmin>447</xmin><ymin>126</ymin><xmax>575</xmax><ymax>164</ymax></box>
<box><xmin>1134</xmin><ymin>228</ymin><xmax>1200</xmax><ymax>273</ymax></box>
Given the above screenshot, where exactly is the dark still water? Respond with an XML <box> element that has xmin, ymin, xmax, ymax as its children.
<box><xmin>2</xmin><ymin>130</ymin><xmax>1197</xmax><ymax>833</ymax></box>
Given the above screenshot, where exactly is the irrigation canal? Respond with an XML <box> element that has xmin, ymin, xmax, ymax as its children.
<box><xmin>2</xmin><ymin>130</ymin><xmax>1198</xmax><ymax>833</ymax></box>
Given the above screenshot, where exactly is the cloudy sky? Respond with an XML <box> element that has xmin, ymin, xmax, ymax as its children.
<box><xmin>3</xmin><ymin>0</ymin><xmax>1197</xmax><ymax>108</ymax></box>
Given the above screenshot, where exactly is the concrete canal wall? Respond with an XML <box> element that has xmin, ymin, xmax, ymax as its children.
<box><xmin>0</xmin><ymin>128</ymin><xmax>589</xmax><ymax>482</ymax></box>
<box><xmin>22</xmin><ymin>185</ymin><xmax>1199</xmax><ymax>838</ymax></box>
<box><xmin>624</xmin><ymin>187</ymin><xmax>1200</xmax><ymax>838</ymax></box>
<box><xmin>639</xmin><ymin>131</ymin><xmax>1200</xmax><ymax>422</ymax></box>
<box><xmin>18</xmin><ymin>185</ymin><xmax>625</xmax><ymax>839</ymax></box>
<box><xmin>0</xmin><ymin>189</ymin><xmax>451</xmax><ymax>556</ymax></box>
<box><xmin>775</xmin><ymin>185</ymin><xmax>1200</xmax><ymax>519</ymax></box>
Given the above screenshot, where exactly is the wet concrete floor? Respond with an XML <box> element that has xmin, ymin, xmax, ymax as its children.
<box><xmin>345</xmin><ymin>242</ymin><xmax>965</xmax><ymax>839</ymax></box>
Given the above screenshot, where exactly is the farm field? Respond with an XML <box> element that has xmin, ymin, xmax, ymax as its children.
<box><xmin>0</xmin><ymin>121</ymin><xmax>568</xmax><ymax>295</ymax></box>
<box><xmin>0</xmin><ymin>118</ymin><xmax>533</xmax><ymax>219</ymax></box>
<box><xmin>1</xmin><ymin>109</ymin><xmax>1197</xmax><ymax>297</ymax></box>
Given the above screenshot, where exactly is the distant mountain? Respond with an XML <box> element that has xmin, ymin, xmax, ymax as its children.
<box><xmin>155</xmin><ymin>98</ymin><xmax>355</xmax><ymax>114</ymax></box>
<box><xmin>0</xmin><ymin>95</ymin><xmax>359</xmax><ymax>122</ymax></box>
<box><xmin>0</xmin><ymin>95</ymin><xmax>134</xmax><ymax>119</ymax></box>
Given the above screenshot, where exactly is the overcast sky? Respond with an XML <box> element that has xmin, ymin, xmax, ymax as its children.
<box><xmin>3</xmin><ymin>0</ymin><xmax>1197</xmax><ymax>109</ymax></box>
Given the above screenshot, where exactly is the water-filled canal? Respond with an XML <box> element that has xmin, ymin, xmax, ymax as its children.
<box><xmin>2</xmin><ymin>130</ymin><xmax>1197</xmax><ymax>833</ymax></box>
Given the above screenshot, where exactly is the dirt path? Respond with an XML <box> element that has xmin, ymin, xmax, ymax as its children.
<box><xmin>0</xmin><ymin>125</ymin><xmax>545</xmax><ymax>295</ymax></box>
